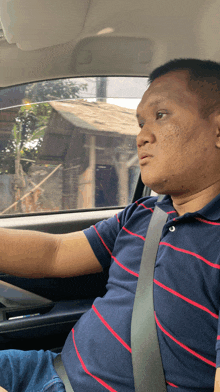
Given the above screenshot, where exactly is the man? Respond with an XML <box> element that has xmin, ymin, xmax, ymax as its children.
<box><xmin>1</xmin><ymin>58</ymin><xmax>220</xmax><ymax>391</ymax></box>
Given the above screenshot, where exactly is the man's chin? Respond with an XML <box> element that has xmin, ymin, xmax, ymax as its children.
<box><xmin>141</xmin><ymin>174</ymin><xmax>169</xmax><ymax>195</ymax></box>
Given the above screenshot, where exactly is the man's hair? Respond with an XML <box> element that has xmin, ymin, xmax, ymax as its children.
<box><xmin>148</xmin><ymin>58</ymin><xmax>220</xmax><ymax>119</ymax></box>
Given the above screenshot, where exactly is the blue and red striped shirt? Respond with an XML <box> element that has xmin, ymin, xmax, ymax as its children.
<box><xmin>62</xmin><ymin>194</ymin><xmax>220</xmax><ymax>391</ymax></box>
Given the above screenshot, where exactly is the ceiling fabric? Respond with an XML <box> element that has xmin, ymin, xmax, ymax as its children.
<box><xmin>0</xmin><ymin>0</ymin><xmax>220</xmax><ymax>87</ymax></box>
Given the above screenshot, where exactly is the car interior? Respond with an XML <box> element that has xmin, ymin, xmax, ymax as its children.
<box><xmin>0</xmin><ymin>0</ymin><xmax>219</xmax><ymax>362</ymax></box>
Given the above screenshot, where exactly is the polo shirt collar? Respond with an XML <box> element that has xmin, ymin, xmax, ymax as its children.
<box><xmin>195</xmin><ymin>192</ymin><xmax>220</xmax><ymax>221</ymax></box>
<box><xmin>156</xmin><ymin>193</ymin><xmax>220</xmax><ymax>221</ymax></box>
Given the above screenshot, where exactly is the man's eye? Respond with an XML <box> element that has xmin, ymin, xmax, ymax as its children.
<box><xmin>156</xmin><ymin>111</ymin><xmax>167</xmax><ymax>120</ymax></box>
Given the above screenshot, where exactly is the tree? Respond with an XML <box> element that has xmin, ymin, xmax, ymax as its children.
<box><xmin>0</xmin><ymin>78</ymin><xmax>88</xmax><ymax>212</ymax></box>
<box><xmin>0</xmin><ymin>102</ymin><xmax>52</xmax><ymax>175</ymax></box>
<box><xmin>0</xmin><ymin>78</ymin><xmax>88</xmax><ymax>175</ymax></box>
<box><xmin>25</xmin><ymin>78</ymin><xmax>87</xmax><ymax>102</ymax></box>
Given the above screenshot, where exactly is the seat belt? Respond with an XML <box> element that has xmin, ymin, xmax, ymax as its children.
<box><xmin>54</xmin><ymin>195</ymin><xmax>167</xmax><ymax>392</ymax></box>
<box><xmin>54</xmin><ymin>354</ymin><xmax>74</xmax><ymax>392</ymax></box>
<box><xmin>131</xmin><ymin>195</ymin><xmax>168</xmax><ymax>391</ymax></box>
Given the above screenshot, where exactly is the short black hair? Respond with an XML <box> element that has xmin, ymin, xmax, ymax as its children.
<box><xmin>149</xmin><ymin>58</ymin><xmax>220</xmax><ymax>119</ymax></box>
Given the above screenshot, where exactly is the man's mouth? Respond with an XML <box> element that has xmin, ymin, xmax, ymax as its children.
<box><xmin>139</xmin><ymin>153</ymin><xmax>153</xmax><ymax>164</ymax></box>
<box><xmin>140</xmin><ymin>153</ymin><xmax>153</xmax><ymax>159</ymax></box>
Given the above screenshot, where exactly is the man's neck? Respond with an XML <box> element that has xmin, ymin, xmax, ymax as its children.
<box><xmin>171</xmin><ymin>182</ymin><xmax>220</xmax><ymax>216</ymax></box>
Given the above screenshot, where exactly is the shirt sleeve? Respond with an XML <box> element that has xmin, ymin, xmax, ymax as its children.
<box><xmin>83</xmin><ymin>201</ymin><xmax>140</xmax><ymax>270</ymax></box>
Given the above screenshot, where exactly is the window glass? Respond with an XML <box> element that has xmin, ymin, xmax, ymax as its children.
<box><xmin>0</xmin><ymin>77</ymin><xmax>148</xmax><ymax>215</ymax></box>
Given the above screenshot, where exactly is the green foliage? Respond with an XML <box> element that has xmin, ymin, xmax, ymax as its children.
<box><xmin>25</xmin><ymin>79</ymin><xmax>87</xmax><ymax>102</ymax></box>
<box><xmin>0</xmin><ymin>102</ymin><xmax>52</xmax><ymax>174</ymax></box>
<box><xmin>0</xmin><ymin>79</ymin><xmax>87</xmax><ymax>175</ymax></box>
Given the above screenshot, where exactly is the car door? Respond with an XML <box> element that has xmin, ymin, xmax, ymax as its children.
<box><xmin>0</xmin><ymin>76</ymin><xmax>148</xmax><ymax>353</ymax></box>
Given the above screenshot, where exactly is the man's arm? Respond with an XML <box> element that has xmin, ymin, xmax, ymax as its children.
<box><xmin>0</xmin><ymin>228</ymin><xmax>102</xmax><ymax>278</ymax></box>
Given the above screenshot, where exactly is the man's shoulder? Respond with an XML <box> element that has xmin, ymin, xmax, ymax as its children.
<box><xmin>124</xmin><ymin>194</ymin><xmax>174</xmax><ymax>221</ymax></box>
<box><xmin>133</xmin><ymin>195</ymin><xmax>159</xmax><ymax>211</ymax></box>
<box><xmin>122</xmin><ymin>195</ymin><xmax>159</xmax><ymax>221</ymax></box>
<box><xmin>132</xmin><ymin>195</ymin><xmax>172</xmax><ymax>210</ymax></box>
<box><xmin>135</xmin><ymin>195</ymin><xmax>158</xmax><ymax>206</ymax></box>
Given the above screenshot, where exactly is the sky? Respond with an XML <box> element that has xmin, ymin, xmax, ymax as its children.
<box><xmin>83</xmin><ymin>76</ymin><xmax>148</xmax><ymax>110</ymax></box>
<box><xmin>107</xmin><ymin>98</ymin><xmax>141</xmax><ymax>110</ymax></box>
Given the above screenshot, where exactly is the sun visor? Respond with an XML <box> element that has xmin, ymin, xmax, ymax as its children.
<box><xmin>73</xmin><ymin>36</ymin><xmax>154</xmax><ymax>76</ymax></box>
<box><xmin>0</xmin><ymin>0</ymin><xmax>90</xmax><ymax>51</ymax></box>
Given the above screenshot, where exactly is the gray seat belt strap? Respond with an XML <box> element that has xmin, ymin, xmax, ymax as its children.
<box><xmin>54</xmin><ymin>354</ymin><xmax>74</xmax><ymax>392</ymax></box>
<box><xmin>131</xmin><ymin>195</ymin><xmax>168</xmax><ymax>391</ymax></box>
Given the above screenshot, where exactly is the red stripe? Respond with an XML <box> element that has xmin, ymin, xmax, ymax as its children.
<box><xmin>154</xmin><ymin>313</ymin><xmax>216</xmax><ymax>367</ymax></box>
<box><xmin>93</xmin><ymin>226</ymin><xmax>139</xmax><ymax>277</ymax></box>
<box><xmin>136</xmin><ymin>202</ymin><xmax>154</xmax><ymax>212</ymax></box>
<box><xmin>160</xmin><ymin>241</ymin><xmax>220</xmax><ymax>269</ymax></box>
<box><xmin>116</xmin><ymin>214</ymin><xmax>120</xmax><ymax>223</ymax></box>
<box><xmin>72</xmin><ymin>329</ymin><xmax>118</xmax><ymax>392</ymax></box>
<box><xmin>196</xmin><ymin>217</ymin><xmax>220</xmax><ymax>226</ymax></box>
<box><xmin>122</xmin><ymin>226</ymin><xmax>145</xmax><ymax>241</ymax></box>
<box><xmin>139</xmin><ymin>203</ymin><xmax>154</xmax><ymax>213</ymax></box>
<box><xmin>136</xmin><ymin>201</ymin><xmax>173</xmax><ymax>215</ymax></box>
<box><xmin>166</xmin><ymin>381</ymin><xmax>179</xmax><ymax>388</ymax></box>
<box><xmin>93</xmin><ymin>226</ymin><xmax>112</xmax><ymax>255</ymax></box>
<box><xmin>112</xmin><ymin>255</ymin><xmax>139</xmax><ymax>277</ymax></box>
<box><xmin>154</xmin><ymin>279</ymin><xmax>218</xmax><ymax>319</ymax></box>
<box><xmin>217</xmin><ymin>336</ymin><xmax>220</xmax><ymax>340</ymax></box>
<box><xmin>92</xmin><ymin>305</ymin><xmax>132</xmax><ymax>353</ymax></box>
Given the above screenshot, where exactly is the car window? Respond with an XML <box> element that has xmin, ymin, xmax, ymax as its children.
<box><xmin>0</xmin><ymin>77</ymin><xmax>148</xmax><ymax>215</ymax></box>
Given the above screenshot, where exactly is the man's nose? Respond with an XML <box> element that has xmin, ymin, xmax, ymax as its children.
<box><xmin>136</xmin><ymin>126</ymin><xmax>154</xmax><ymax>148</ymax></box>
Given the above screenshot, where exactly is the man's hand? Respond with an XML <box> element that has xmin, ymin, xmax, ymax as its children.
<box><xmin>0</xmin><ymin>387</ymin><xmax>8</xmax><ymax>392</ymax></box>
<box><xmin>214</xmin><ymin>368</ymin><xmax>220</xmax><ymax>391</ymax></box>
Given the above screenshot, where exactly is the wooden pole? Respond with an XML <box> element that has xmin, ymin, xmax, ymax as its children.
<box><xmin>118</xmin><ymin>153</ymin><xmax>129</xmax><ymax>205</ymax></box>
<box><xmin>1</xmin><ymin>164</ymin><xmax>62</xmax><ymax>214</ymax></box>
<box><xmin>89</xmin><ymin>135</ymin><xmax>96</xmax><ymax>207</ymax></box>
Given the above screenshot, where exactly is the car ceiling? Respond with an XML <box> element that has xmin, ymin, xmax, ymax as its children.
<box><xmin>0</xmin><ymin>0</ymin><xmax>220</xmax><ymax>88</ymax></box>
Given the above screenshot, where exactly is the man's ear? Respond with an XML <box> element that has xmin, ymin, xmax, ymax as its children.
<box><xmin>216</xmin><ymin>129</ymin><xmax>220</xmax><ymax>149</ymax></box>
<box><xmin>214</xmin><ymin>114</ymin><xmax>220</xmax><ymax>149</ymax></box>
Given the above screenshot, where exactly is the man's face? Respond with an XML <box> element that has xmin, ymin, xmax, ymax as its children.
<box><xmin>136</xmin><ymin>71</ymin><xmax>220</xmax><ymax>196</ymax></box>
